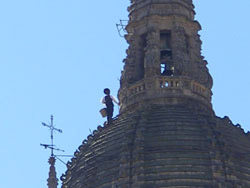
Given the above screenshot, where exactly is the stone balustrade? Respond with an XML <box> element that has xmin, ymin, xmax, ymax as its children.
<box><xmin>158</xmin><ymin>76</ymin><xmax>210</xmax><ymax>98</ymax></box>
<box><xmin>127</xmin><ymin>82</ymin><xmax>146</xmax><ymax>97</ymax></box>
<box><xmin>159</xmin><ymin>77</ymin><xmax>181</xmax><ymax>88</ymax></box>
<box><xmin>119</xmin><ymin>76</ymin><xmax>212</xmax><ymax>111</ymax></box>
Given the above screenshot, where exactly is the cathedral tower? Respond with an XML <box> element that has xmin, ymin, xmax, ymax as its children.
<box><xmin>119</xmin><ymin>0</ymin><xmax>212</xmax><ymax>113</ymax></box>
<box><xmin>61</xmin><ymin>1</ymin><xmax>250</xmax><ymax>187</ymax></box>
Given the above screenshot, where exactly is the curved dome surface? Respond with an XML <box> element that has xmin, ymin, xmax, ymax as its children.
<box><xmin>62</xmin><ymin>104</ymin><xmax>250</xmax><ymax>188</ymax></box>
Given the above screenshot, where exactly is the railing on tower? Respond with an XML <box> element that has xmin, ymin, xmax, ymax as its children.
<box><xmin>119</xmin><ymin>76</ymin><xmax>212</xmax><ymax>111</ymax></box>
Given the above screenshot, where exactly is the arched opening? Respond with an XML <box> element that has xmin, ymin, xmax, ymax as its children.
<box><xmin>160</xmin><ymin>31</ymin><xmax>174</xmax><ymax>76</ymax></box>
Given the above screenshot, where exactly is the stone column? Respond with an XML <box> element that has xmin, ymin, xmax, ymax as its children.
<box><xmin>144</xmin><ymin>29</ymin><xmax>160</xmax><ymax>78</ymax></box>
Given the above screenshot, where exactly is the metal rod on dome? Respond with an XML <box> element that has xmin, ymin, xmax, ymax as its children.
<box><xmin>54</xmin><ymin>155</ymin><xmax>67</xmax><ymax>165</ymax></box>
<box><xmin>116</xmin><ymin>19</ymin><xmax>128</xmax><ymax>37</ymax></box>
<box><xmin>56</xmin><ymin>155</ymin><xmax>74</xmax><ymax>157</ymax></box>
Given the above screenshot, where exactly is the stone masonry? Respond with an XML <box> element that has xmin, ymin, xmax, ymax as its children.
<box><xmin>61</xmin><ymin>1</ymin><xmax>250</xmax><ymax>187</ymax></box>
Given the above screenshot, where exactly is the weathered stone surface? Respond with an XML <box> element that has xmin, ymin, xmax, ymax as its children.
<box><xmin>62</xmin><ymin>104</ymin><xmax>250</xmax><ymax>188</ymax></box>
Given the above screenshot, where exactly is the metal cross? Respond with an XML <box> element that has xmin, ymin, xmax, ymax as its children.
<box><xmin>40</xmin><ymin>115</ymin><xmax>64</xmax><ymax>157</ymax></box>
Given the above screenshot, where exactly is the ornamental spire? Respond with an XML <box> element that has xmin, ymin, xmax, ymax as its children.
<box><xmin>40</xmin><ymin>115</ymin><xmax>64</xmax><ymax>188</ymax></box>
<box><xmin>47</xmin><ymin>156</ymin><xmax>58</xmax><ymax>188</ymax></box>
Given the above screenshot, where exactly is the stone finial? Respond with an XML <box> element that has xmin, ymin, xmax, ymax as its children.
<box><xmin>47</xmin><ymin>156</ymin><xmax>58</xmax><ymax>188</ymax></box>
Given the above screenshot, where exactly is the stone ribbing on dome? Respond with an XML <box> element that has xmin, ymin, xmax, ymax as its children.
<box><xmin>213</xmin><ymin>117</ymin><xmax>250</xmax><ymax>187</ymax></box>
<box><xmin>61</xmin><ymin>104</ymin><xmax>250</xmax><ymax>188</ymax></box>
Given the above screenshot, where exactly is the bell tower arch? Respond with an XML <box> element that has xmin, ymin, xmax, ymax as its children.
<box><xmin>119</xmin><ymin>0</ymin><xmax>213</xmax><ymax>113</ymax></box>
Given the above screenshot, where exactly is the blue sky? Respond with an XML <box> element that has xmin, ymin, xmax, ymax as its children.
<box><xmin>0</xmin><ymin>1</ymin><xmax>249</xmax><ymax>188</ymax></box>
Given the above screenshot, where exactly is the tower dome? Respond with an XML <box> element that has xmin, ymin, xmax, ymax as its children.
<box><xmin>61</xmin><ymin>1</ymin><xmax>250</xmax><ymax>188</ymax></box>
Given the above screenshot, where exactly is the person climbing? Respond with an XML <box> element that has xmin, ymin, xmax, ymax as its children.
<box><xmin>102</xmin><ymin>88</ymin><xmax>119</xmax><ymax>124</ymax></box>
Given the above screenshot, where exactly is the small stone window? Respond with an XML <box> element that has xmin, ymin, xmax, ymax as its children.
<box><xmin>160</xmin><ymin>31</ymin><xmax>171</xmax><ymax>50</ymax></box>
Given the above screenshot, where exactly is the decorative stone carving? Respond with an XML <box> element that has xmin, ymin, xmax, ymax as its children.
<box><xmin>144</xmin><ymin>29</ymin><xmax>160</xmax><ymax>77</ymax></box>
<box><xmin>193</xmin><ymin>60</ymin><xmax>213</xmax><ymax>89</ymax></box>
<box><xmin>47</xmin><ymin>157</ymin><xmax>58</xmax><ymax>188</ymax></box>
<box><xmin>192</xmin><ymin>34</ymin><xmax>203</xmax><ymax>61</ymax></box>
<box><xmin>122</xmin><ymin>44</ymin><xmax>137</xmax><ymax>84</ymax></box>
<box><xmin>172</xmin><ymin>26</ymin><xmax>190</xmax><ymax>76</ymax></box>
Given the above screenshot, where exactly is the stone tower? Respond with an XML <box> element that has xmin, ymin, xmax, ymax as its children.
<box><xmin>119</xmin><ymin>0</ymin><xmax>212</xmax><ymax>114</ymax></box>
<box><xmin>61</xmin><ymin>0</ymin><xmax>250</xmax><ymax>187</ymax></box>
